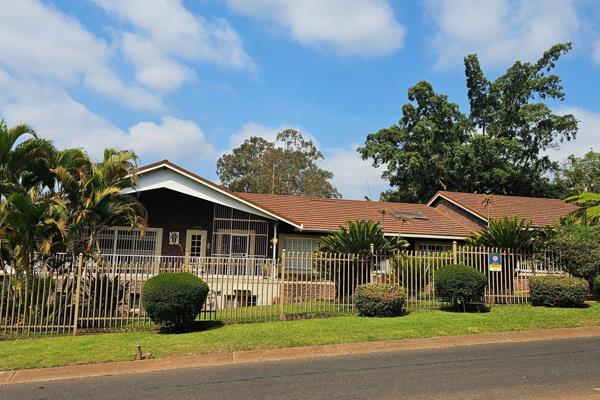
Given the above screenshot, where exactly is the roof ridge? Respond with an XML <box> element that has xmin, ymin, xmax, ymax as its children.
<box><xmin>439</xmin><ymin>190</ymin><xmax>566</xmax><ymax>202</ymax></box>
<box><xmin>236</xmin><ymin>191</ymin><xmax>424</xmax><ymax>207</ymax></box>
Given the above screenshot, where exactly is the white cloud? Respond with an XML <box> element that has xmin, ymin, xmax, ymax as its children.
<box><xmin>0</xmin><ymin>69</ymin><xmax>215</xmax><ymax>165</ymax></box>
<box><xmin>121</xmin><ymin>33</ymin><xmax>196</xmax><ymax>92</ymax></box>
<box><xmin>228</xmin><ymin>122</ymin><xmax>298</xmax><ymax>149</ymax></box>
<box><xmin>549</xmin><ymin>107</ymin><xmax>599</xmax><ymax>161</ymax></box>
<box><xmin>0</xmin><ymin>0</ymin><xmax>161</xmax><ymax>111</ymax></box>
<box><xmin>225</xmin><ymin>0</ymin><xmax>405</xmax><ymax>56</ymax></box>
<box><xmin>322</xmin><ymin>145</ymin><xmax>388</xmax><ymax>200</ymax></box>
<box><xmin>128</xmin><ymin>117</ymin><xmax>217</xmax><ymax>162</ymax></box>
<box><xmin>96</xmin><ymin>0</ymin><xmax>254</xmax><ymax>92</ymax></box>
<box><xmin>425</xmin><ymin>0</ymin><xmax>580</xmax><ymax>68</ymax></box>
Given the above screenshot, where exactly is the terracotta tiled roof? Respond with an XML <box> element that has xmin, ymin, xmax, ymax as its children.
<box><xmin>236</xmin><ymin>192</ymin><xmax>476</xmax><ymax>239</ymax></box>
<box><xmin>430</xmin><ymin>191</ymin><xmax>579</xmax><ymax>228</ymax></box>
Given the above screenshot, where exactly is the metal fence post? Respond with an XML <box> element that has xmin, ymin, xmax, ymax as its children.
<box><xmin>279</xmin><ymin>249</ymin><xmax>286</xmax><ymax>321</ymax></box>
<box><xmin>452</xmin><ymin>241</ymin><xmax>458</xmax><ymax>264</ymax></box>
<box><xmin>72</xmin><ymin>253</ymin><xmax>84</xmax><ymax>336</ymax></box>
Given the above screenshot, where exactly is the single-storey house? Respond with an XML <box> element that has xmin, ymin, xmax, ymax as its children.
<box><xmin>103</xmin><ymin>160</ymin><xmax>578</xmax><ymax>259</ymax></box>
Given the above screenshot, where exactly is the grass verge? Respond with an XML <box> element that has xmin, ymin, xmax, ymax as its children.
<box><xmin>1</xmin><ymin>303</ymin><xmax>599</xmax><ymax>371</ymax></box>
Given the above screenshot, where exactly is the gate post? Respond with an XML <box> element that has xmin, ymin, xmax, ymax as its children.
<box><xmin>279</xmin><ymin>250</ymin><xmax>286</xmax><ymax>321</ymax></box>
<box><xmin>452</xmin><ymin>241</ymin><xmax>458</xmax><ymax>264</ymax></box>
<box><xmin>72</xmin><ymin>253</ymin><xmax>84</xmax><ymax>336</ymax></box>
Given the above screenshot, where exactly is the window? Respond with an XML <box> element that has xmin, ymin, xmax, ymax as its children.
<box><xmin>415</xmin><ymin>242</ymin><xmax>452</xmax><ymax>253</ymax></box>
<box><xmin>96</xmin><ymin>228</ymin><xmax>162</xmax><ymax>256</ymax></box>
<box><xmin>282</xmin><ymin>236</ymin><xmax>321</xmax><ymax>272</ymax></box>
<box><xmin>283</xmin><ymin>237</ymin><xmax>320</xmax><ymax>253</ymax></box>
<box><xmin>212</xmin><ymin>204</ymin><xmax>269</xmax><ymax>258</ymax></box>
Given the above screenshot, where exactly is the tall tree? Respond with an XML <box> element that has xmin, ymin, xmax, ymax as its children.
<box><xmin>217</xmin><ymin>129</ymin><xmax>341</xmax><ymax>198</ymax></box>
<box><xmin>556</xmin><ymin>151</ymin><xmax>600</xmax><ymax>196</ymax></box>
<box><xmin>359</xmin><ymin>43</ymin><xmax>577</xmax><ymax>202</ymax></box>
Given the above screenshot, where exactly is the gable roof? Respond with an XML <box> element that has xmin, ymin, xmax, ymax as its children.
<box><xmin>236</xmin><ymin>192</ymin><xmax>476</xmax><ymax>239</ymax></box>
<box><xmin>132</xmin><ymin>161</ymin><xmax>577</xmax><ymax>239</ymax></box>
<box><xmin>133</xmin><ymin>160</ymin><xmax>303</xmax><ymax>229</ymax></box>
<box><xmin>428</xmin><ymin>191</ymin><xmax>579</xmax><ymax>228</ymax></box>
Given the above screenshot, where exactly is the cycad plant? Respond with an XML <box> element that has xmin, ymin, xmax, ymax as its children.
<box><xmin>467</xmin><ymin>216</ymin><xmax>537</xmax><ymax>251</ymax></box>
<box><xmin>318</xmin><ymin>220</ymin><xmax>408</xmax><ymax>300</ymax></box>
<box><xmin>318</xmin><ymin>220</ymin><xmax>408</xmax><ymax>255</ymax></box>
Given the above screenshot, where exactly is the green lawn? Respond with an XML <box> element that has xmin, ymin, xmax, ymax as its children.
<box><xmin>2</xmin><ymin>303</ymin><xmax>600</xmax><ymax>371</ymax></box>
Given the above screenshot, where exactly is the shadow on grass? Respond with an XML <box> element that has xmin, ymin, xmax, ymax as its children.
<box><xmin>439</xmin><ymin>303</ymin><xmax>491</xmax><ymax>313</ymax></box>
<box><xmin>532</xmin><ymin>303</ymin><xmax>591</xmax><ymax>309</ymax></box>
<box><xmin>157</xmin><ymin>320</ymin><xmax>225</xmax><ymax>334</ymax></box>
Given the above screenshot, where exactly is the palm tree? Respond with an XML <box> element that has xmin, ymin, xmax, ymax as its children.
<box><xmin>0</xmin><ymin>190</ymin><xmax>67</xmax><ymax>279</ymax></box>
<box><xmin>467</xmin><ymin>216</ymin><xmax>537</xmax><ymax>251</ymax></box>
<box><xmin>317</xmin><ymin>220</ymin><xmax>408</xmax><ymax>300</ymax></box>
<box><xmin>51</xmin><ymin>148</ymin><xmax>147</xmax><ymax>256</ymax></box>
<box><xmin>0</xmin><ymin>121</ymin><xmax>56</xmax><ymax>196</ymax></box>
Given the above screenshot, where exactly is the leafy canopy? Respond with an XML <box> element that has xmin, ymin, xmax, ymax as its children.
<box><xmin>217</xmin><ymin>129</ymin><xmax>340</xmax><ymax>198</ymax></box>
<box><xmin>359</xmin><ymin>43</ymin><xmax>577</xmax><ymax>202</ymax></box>
<box><xmin>0</xmin><ymin>121</ymin><xmax>146</xmax><ymax>275</ymax></box>
<box><xmin>556</xmin><ymin>151</ymin><xmax>600</xmax><ymax>196</ymax></box>
<box><xmin>543</xmin><ymin>221</ymin><xmax>600</xmax><ymax>288</ymax></box>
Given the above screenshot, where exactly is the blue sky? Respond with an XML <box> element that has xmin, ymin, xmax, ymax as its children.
<box><xmin>0</xmin><ymin>0</ymin><xmax>598</xmax><ymax>199</ymax></box>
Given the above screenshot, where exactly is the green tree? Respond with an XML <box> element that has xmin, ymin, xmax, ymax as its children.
<box><xmin>564</xmin><ymin>192</ymin><xmax>600</xmax><ymax>222</ymax></box>
<box><xmin>556</xmin><ymin>151</ymin><xmax>600</xmax><ymax>196</ymax></box>
<box><xmin>359</xmin><ymin>43</ymin><xmax>577</xmax><ymax>202</ymax></box>
<box><xmin>217</xmin><ymin>129</ymin><xmax>341</xmax><ymax>198</ymax></box>
<box><xmin>0</xmin><ymin>121</ymin><xmax>147</xmax><ymax>274</ymax></box>
<box><xmin>0</xmin><ymin>190</ymin><xmax>67</xmax><ymax>279</ymax></box>
<box><xmin>51</xmin><ymin>148</ymin><xmax>147</xmax><ymax>256</ymax></box>
<box><xmin>0</xmin><ymin>121</ymin><xmax>56</xmax><ymax>196</ymax></box>
<box><xmin>545</xmin><ymin>221</ymin><xmax>600</xmax><ymax>290</ymax></box>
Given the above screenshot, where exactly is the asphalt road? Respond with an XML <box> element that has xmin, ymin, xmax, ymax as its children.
<box><xmin>3</xmin><ymin>337</ymin><xmax>600</xmax><ymax>400</ymax></box>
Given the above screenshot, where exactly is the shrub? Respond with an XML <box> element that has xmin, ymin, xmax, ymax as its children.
<box><xmin>529</xmin><ymin>276</ymin><xmax>589</xmax><ymax>307</ymax></box>
<box><xmin>544</xmin><ymin>223</ymin><xmax>600</xmax><ymax>288</ymax></box>
<box><xmin>594</xmin><ymin>275</ymin><xmax>600</xmax><ymax>301</ymax></box>
<box><xmin>434</xmin><ymin>265</ymin><xmax>487</xmax><ymax>310</ymax></box>
<box><xmin>354</xmin><ymin>283</ymin><xmax>406</xmax><ymax>317</ymax></box>
<box><xmin>142</xmin><ymin>272</ymin><xmax>209</xmax><ymax>330</ymax></box>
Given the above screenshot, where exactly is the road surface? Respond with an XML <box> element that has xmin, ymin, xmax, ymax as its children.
<box><xmin>3</xmin><ymin>336</ymin><xmax>600</xmax><ymax>399</ymax></box>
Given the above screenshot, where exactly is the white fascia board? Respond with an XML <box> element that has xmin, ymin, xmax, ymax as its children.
<box><xmin>297</xmin><ymin>227</ymin><xmax>466</xmax><ymax>240</ymax></box>
<box><xmin>124</xmin><ymin>167</ymin><xmax>301</xmax><ymax>228</ymax></box>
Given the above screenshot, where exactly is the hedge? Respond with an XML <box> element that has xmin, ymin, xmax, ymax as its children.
<box><xmin>434</xmin><ymin>264</ymin><xmax>487</xmax><ymax>310</ymax></box>
<box><xmin>529</xmin><ymin>276</ymin><xmax>588</xmax><ymax>308</ymax></box>
<box><xmin>354</xmin><ymin>283</ymin><xmax>406</xmax><ymax>317</ymax></box>
<box><xmin>142</xmin><ymin>272</ymin><xmax>209</xmax><ymax>330</ymax></box>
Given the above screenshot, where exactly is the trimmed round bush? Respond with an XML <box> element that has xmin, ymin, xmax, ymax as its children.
<box><xmin>529</xmin><ymin>276</ymin><xmax>589</xmax><ymax>308</ymax></box>
<box><xmin>354</xmin><ymin>283</ymin><xmax>406</xmax><ymax>317</ymax></box>
<box><xmin>142</xmin><ymin>272</ymin><xmax>209</xmax><ymax>330</ymax></box>
<box><xmin>593</xmin><ymin>275</ymin><xmax>600</xmax><ymax>301</ymax></box>
<box><xmin>434</xmin><ymin>264</ymin><xmax>487</xmax><ymax>310</ymax></box>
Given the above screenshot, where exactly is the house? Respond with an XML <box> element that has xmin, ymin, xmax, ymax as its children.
<box><xmin>103</xmin><ymin>160</ymin><xmax>578</xmax><ymax>259</ymax></box>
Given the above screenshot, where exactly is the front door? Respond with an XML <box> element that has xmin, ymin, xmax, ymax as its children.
<box><xmin>185</xmin><ymin>230</ymin><xmax>208</xmax><ymax>257</ymax></box>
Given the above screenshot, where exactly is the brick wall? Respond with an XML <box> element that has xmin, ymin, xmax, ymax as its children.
<box><xmin>280</xmin><ymin>281</ymin><xmax>337</xmax><ymax>303</ymax></box>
